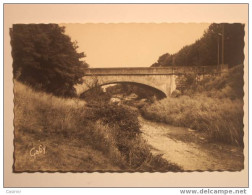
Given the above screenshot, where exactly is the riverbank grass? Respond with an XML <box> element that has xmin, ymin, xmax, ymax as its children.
<box><xmin>141</xmin><ymin>96</ymin><xmax>243</xmax><ymax>146</ymax></box>
<box><xmin>14</xmin><ymin>81</ymin><xmax>181</xmax><ymax>172</ymax></box>
<box><xmin>141</xmin><ymin>65</ymin><xmax>244</xmax><ymax>146</ymax></box>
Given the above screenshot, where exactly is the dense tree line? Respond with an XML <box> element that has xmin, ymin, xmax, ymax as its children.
<box><xmin>10</xmin><ymin>24</ymin><xmax>88</xmax><ymax>97</ymax></box>
<box><xmin>151</xmin><ymin>23</ymin><xmax>244</xmax><ymax>68</ymax></box>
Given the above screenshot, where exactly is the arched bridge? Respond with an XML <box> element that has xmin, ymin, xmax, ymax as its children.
<box><xmin>75</xmin><ymin>65</ymin><xmax>228</xmax><ymax>97</ymax></box>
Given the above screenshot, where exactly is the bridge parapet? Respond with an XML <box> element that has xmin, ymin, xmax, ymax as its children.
<box><xmin>84</xmin><ymin>65</ymin><xmax>223</xmax><ymax>76</ymax></box>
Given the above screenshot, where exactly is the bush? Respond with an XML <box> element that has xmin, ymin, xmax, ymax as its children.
<box><xmin>85</xmin><ymin>102</ymin><xmax>141</xmax><ymax>136</ymax></box>
<box><xmin>171</xmin><ymin>89</ymin><xmax>182</xmax><ymax>98</ymax></box>
<box><xmin>84</xmin><ymin>102</ymin><xmax>141</xmax><ymax>164</ymax></box>
<box><xmin>83</xmin><ymin>102</ymin><xmax>181</xmax><ymax>171</ymax></box>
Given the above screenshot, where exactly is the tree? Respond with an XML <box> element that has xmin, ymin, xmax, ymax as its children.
<box><xmin>10</xmin><ymin>24</ymin><xmax>89</xmax><ymax>97</ymax></box>
<box><xmin>151</xmin><ymin>23</ymin><xmax>245</xmax><ymax>68</ymax></box>
<box><xmin>224</xmin><ymin>23</ymin><xmax>245</xmax><ymax>67</ymax></box>
<box><xmin>151</xmin><ymin>53</ymin><xmax>173</xmax><ymax>67</ymax></box>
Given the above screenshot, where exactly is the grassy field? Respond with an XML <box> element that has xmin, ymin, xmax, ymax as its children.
<box><xmin>14</xmin><ymin>81</ymin><xmax>181</xmax><ymax>172</ymax></box>
<box><xmin>141</xmin><ymin>65</ymin><xmax>244</xmax><ymax>146</ymax></box>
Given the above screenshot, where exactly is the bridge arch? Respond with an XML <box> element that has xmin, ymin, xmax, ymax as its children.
<box><xmin>80</xmin><ymin>81</ymin><xmax>167</xmax><ymax>99</ymax></box>
<box><xmin>75</xmin><ymin>74</ymin><xmax>175</xmax><ymax>97</ymax></box>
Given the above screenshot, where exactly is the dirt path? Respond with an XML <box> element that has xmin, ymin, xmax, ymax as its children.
<box><xmin>139</xmin><ymin>117</ymin><xmax>244</xmax><ymax>171</ymax></box>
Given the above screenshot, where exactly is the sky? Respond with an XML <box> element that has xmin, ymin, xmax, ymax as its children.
<box><xmin>61</xmin><ymin>23</ymin><xmax>210</xmax><ymax>68</ymax></box>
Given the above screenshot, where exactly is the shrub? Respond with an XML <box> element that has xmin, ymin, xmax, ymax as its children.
<box><xmin>83</xmin><ymin>102</ymin><xmax>182</xmax><ymax>171</ymax></box>
<box><xmin>84</xmin><ymin>102</ymin><xmax>142</xmax><ymax>165</ymax></box>
<box><xmin>85</xmin><ymin>102</ymin><xmax>141</xmax><ymax>136</ymax></box>
<box><xmin>171</xmin><ymin>89</ymin><xmax>182</xmax><ymax>98</ymax></box>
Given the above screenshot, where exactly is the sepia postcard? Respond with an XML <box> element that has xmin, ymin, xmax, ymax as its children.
<box><xmin>4</xmin><ymin>3</ymin><xmax>248</xmax><ymax>187</ymax></box>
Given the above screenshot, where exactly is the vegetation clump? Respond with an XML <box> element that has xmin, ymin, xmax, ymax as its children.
<box><xmin>141</xmin><ymin>65</ymin><xmax>244</xmax><ymax>146</ymax></box>
<box><xmin>84</xmin><ymin>101</ymin><xmax>181</xmax><ymax>171</ymax></box>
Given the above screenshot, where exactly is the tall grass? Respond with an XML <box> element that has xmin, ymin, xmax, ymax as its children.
<box><xmin>14</xmin><ymin>81</ymin><xmax>181</xmax><ymax>172</ymax></box>
<box><xmin>14</xmin><ymin>81</ymin><xmax>123</xmax><ymax>171</ymax></box>
<box><xmin>141</xmin><ymin>96</ymin><xmax>243</xmax><ymax>146</ymax></box>
<box><xmin>141</xmin><ymin>65</ymin><xmax>244</xmax><ymax>146</ymax></box>
<box><xmin>190</xmin><ymin>64</ymin><xmax>244</xmax><ymax>99</ymax></box>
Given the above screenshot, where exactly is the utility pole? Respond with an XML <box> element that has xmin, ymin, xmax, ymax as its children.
<box><xmin>217</xmin><ymin>35</ymin><xmax>220</xmax><ymax>65</ymax></box>
<box><xmin>221</xmin><ymin>24</ymin><xmax>225</xmax><ymax>65</ymax></box>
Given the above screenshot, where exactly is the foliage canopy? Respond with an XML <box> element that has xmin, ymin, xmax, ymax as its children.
<box><xmin>151</xmin><ymin>23</ymin><xmax>244</xmax><ymax>68</ymax></box>
<box><xmin>10</xmin><ymin>24</ymin><xmax>88</xmax><ymax>97</ymax></box>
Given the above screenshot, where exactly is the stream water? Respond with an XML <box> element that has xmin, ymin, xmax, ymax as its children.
<box><xmin>139</xmin><ymin>117</ymin><xmax>244</xmax><ymax>171</ymax></box>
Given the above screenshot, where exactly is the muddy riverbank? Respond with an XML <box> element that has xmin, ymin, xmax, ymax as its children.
<box><xmin>139</xmin><ymin>117</ymin><xmax>244</xmax><ymax>171</ymax></box>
